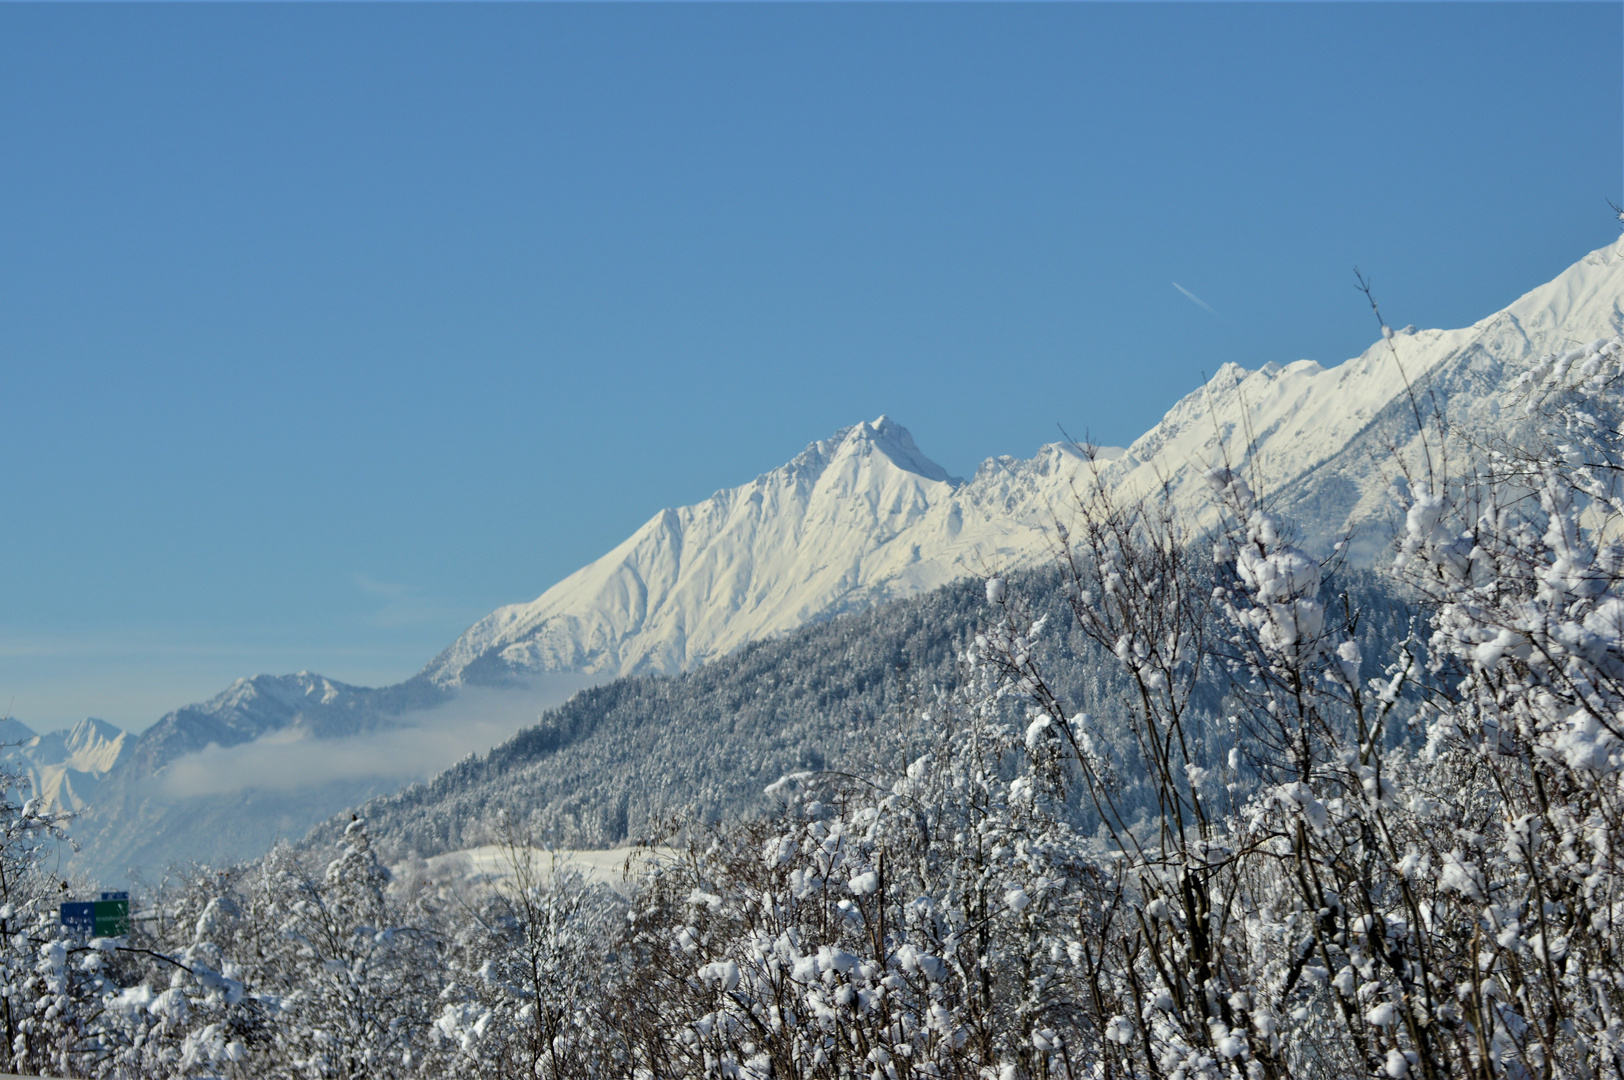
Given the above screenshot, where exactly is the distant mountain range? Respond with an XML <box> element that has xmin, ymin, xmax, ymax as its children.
<box><xmin>23</xmin><ymin>234</ymin><xmax>1623</xmax><ymax>885</ymax></box>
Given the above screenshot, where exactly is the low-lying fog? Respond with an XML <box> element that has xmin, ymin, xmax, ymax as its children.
<box><xmin>153</xmin><ymin>674</ymin><xmax>603</xmax><ymax>800</ymax></box>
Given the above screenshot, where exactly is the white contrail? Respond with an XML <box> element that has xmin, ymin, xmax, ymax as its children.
<box><xmin>1173</xmin><ymin>282</ymin><xmax>1217</xmax><ymax>314</ymax></box>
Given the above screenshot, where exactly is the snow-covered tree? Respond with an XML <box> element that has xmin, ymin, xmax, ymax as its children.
<box><xmin>0</xmin><ymin>768</ymin><xmax>82</xmax><ymax>1077</ymax></box>
<box><xmin>248</xmin><ymin>817</ymin><xmax>438</xmax><ymax>1079</ymax></box>
<box><xmin>608</xmin><ymin>666</ymin><xmax>1104</xmax><ymax>1079</ymax></box>
<box><xmin>432</xmin><ymin>824</ymin><xmax>628</xmax><ymax>1078</ymax></box>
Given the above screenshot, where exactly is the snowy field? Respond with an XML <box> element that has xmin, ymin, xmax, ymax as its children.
<box><xmin>400</xmin><ymin>844</ymin><xmax>679</xmax><ymax>894</ymax></box>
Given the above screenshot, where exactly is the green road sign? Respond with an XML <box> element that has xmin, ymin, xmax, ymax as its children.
<box><xmin>93</xmin><ymin>897</ymin><xmax>129</xmax><ymax>937</ymax></box>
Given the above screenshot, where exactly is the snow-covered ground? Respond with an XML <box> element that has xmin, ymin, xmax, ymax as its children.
<box><xmin>398</xmin><ymin>845</ymin><xmax>679</xmax><ymax>894</ymax></box>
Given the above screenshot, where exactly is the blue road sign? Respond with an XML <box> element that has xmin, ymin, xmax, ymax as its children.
<box><xmin>60</xmin><ymin>896</ymin><xmax>130</xmax><ymax>937</ymax></box>
<box><xmin>60</xmin><ymin>902</ymin><xmax>95</xmax><ymax>936</ymax></box>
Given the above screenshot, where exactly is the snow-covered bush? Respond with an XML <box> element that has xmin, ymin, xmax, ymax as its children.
<box><xmin>0</xmin><ymin>763</ymin><xmax>266</xmax><ymax>1079</ymax></box>
<box><xmin>970</xmin><ymin>330</ymin><xmax>1624</xmax><ymax>1079</ymax></box>
<box><xmin>243</xmin><ymin>817</ymin><xmax>439</xmax><ymax>1079</ymax></box>
<box><xmin>606</xmin><ymin>668</ymin><xmax>1106</xmax><ymax>1079</ymax></box>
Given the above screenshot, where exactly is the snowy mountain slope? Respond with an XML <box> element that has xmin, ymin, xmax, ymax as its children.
<box><xmin>423</xmin><ymin>236</ymin><xmax>1624</xmax><ymax>689</ymax></box>
<box><xmin>409</xmin><ymin>433</ymin><xmax>1116</xmax><ymax>690</ymax></box>
<box><xmin>329</xmin><ymin>565</ymin><xmax>1416</xmax><ymax>867</ymax></box>
<box><xmin>422</xmin><ymin>417</ymin><xmax>1009</xmax><ymax>684</ymax></box>
<box><xmin>420</xmin><ymin>418</ymin><xmax>1130</xmax><ymax>688</ymax></box>
<box><xmin>0</xmin><ymin>717</ymin><xmax>129</xmax><ymax>813</ymax></box>
<box><xmin>1096</xmin><ymin>235</ymin><xmax>1624</xmax><ymax>559</ymax></box>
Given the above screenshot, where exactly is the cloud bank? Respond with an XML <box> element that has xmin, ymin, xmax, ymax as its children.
<box><xmin>154</xmin><ymin>675</ymin><xmax>601</xmax><ymax>799</ymax></box>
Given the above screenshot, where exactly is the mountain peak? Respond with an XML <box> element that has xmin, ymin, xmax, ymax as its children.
<box><xmin>60</xmin><ymin>718</ymin><xmax>126</xmax><ymax>775</ymax></box>
<box><xmin>63</xmin><ymin>717</ymin><xmax>123</xmax><ymax>751</ymax></box>
<box><xmin>0</xmin><ymin>717</ymin><xmax>37</xmax><ymax>747</ymax></box>
<box><xmin>830</xmin><ymin>415</ymin><xmax>956</xmax><ymax>485</ymax></box>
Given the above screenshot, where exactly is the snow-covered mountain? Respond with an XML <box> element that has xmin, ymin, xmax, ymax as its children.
<box><xmin>57</xmin><ymin>669</ymin><xmax>597</xmax><ymax>884</ymax></box>
<box><xmin>1096</xmin><ymin>236</ymin><xmax>1624</xmax><ymax>561</ymax></box>
<box><xmin>419</xmin><ymin>418</ymin><xmax>1117</xmax><ymax>685</ymax></box>
<box><xmin>10</xmin><ymin>673</ymin><xmax>445</xmax><ymax>818</ymax></box>
<box><xmin>121</xmin><ymin>670</ymin><xmax>446</xmax><ymax>779</ymax></box>
<box><xmin>423</xmin><ymin>235</ymin><xmax>1624</xmax><ymax>689</ymax></box>
<box><xmin>42</xmin><ymin>672</ymin><xmax>451</xmax><ymax>881</ymax></box>
<box><xmin>0</xmin><ymin>717</ymin><xmax>129</xmax><ymax>813</ymax></box>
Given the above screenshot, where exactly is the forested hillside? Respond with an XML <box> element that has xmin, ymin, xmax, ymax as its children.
<box><xmin>315</xmin><ymin>557</ymin><xmax>1419</xmax><ymax>868</ymax></box>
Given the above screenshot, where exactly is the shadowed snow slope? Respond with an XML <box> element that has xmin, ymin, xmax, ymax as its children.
<box><xmin>423</xmin><ymin>236</ymin><xmax>1624</xmax><ymax>688</ymax></box>
<box><xmin>118</xmin><ymin>671</ymin><xmax>447</xmax><ymax>779</ymax></box>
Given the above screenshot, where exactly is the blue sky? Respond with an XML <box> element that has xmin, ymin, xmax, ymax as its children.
<box><xmin>1</xmin><ymin>3</ymin><xmax>1619</xmax><ymax>730</ymax></box>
